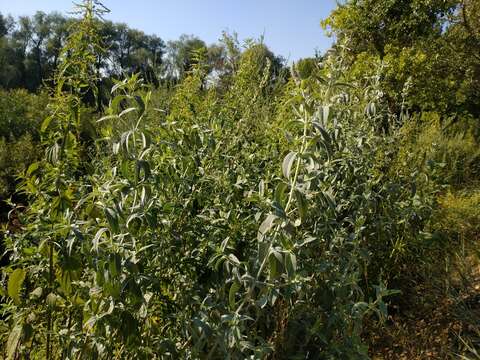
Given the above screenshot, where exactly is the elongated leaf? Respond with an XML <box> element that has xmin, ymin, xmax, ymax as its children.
<box><xmin>285</xmin><ymin>253</ymin><xmax>297</xmax><ymax>278</ymax></box>
<box><xmin>229</xmin><ymin>281</ymin><xmax>240</xmax><ymax>309</ymax></box>
<box><xmin>228</xmin><ymin>254</ymin><xmax>240</xmax><ymax>266</ymax></box>
<box><xmin>6</xmin><ymin>324</ymin><xmax>22</xmax><ymax>360</ymax></box>
<box><xmin>26</xmin><ymin>162</ymin><xmax>39</xmax><ymax>176</ymax></box>
<box><xmin>104</xmin><ymin>208</ymin><xmax>119</xmax><ymax>233</ymax></box>
<box><xmin>92</xmin><ymin>228</ymin><xmax>108</xmax><ymax>252</ymax></box>
<box><xmin>135</xmin><ymin>95</ymin><xmax>145</xmax><ymax>115</ymax></box>
<box><xmin>8</xmin><ymin>268</ymin><xmax>25</xmax><ymax>305</ymax></box>
<box><xmin>322</xmin><ymin>105</ymin><xmax>330</xmax><ymax>123</ymax></box>
<box><xmin>97</xmin><ymin>114</ymin><xmax>119</xmax><ymax>123</ymax></box>
<box><xmin>258</xmin><ymin>214</ymin><xmax>277</xmax><ymax>240</ymax></box>
<box><xmin>119</xmin><ymin>107</ymin><xmax>137</xmax><ymax>117</ymax></box>
<box><xmin>282</xmin><ymin>151</ymin><xmax>297</xmax><ymax>179</ymax></box>
<box><xmin>274</xmin><ymin>182</ymin><xmax>288</xmax><ymax>207</ymax></box>
<box><xmin>294</xmin><ymin>189</ymin><xmax>308</xmax><ymax>221</ymax></box>
<box><xmin>41</xmin><ymin>115</ymin><xmax>53</xmax><ymax>132</ymax></box>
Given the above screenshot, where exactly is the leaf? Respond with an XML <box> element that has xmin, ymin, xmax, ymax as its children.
<box><xmin>282</xmin><ymin>151</ymin><xmax>297</xmax><ymax>179</ymax></box>
<box><xmin>119</xmin><ymin>107</ymin><xmax>137</xmax><ymax>117</ymax></box>
<box><xmin>83</xmin><ymin>315</ymin><xmax>98</xmax><ymax>332</ymax></box>
<box><xmin>136</xmin><ymin>160</ymin><xmax>151</xmax><ymax>181</ymax></box>
<box><xmin>229</xmin><ymin>281</ymin><xmax>240</xmax><ymax>309</ymax></box>
<box><xmin>58</xmin><ymin>269</ymin><xmax>73</xmax><ymax>296</ymax></box>
<box><xmin>285</xmin><ymin>253</ymin><xmax>297</xmax><ymax>278</ymax></box>
<box><xmin>92</xmin><ymin>228</ymin><xmax>109</xmax><ymax>252</ymax></box>
<box><xmin>46</xmin><ymin>292</ymin><xmax>58</xmax><ymax>307</ymax></box>
<box><xmin>41</xmin><ymin>115</ymin><xmax>53</xmax><ymax>132</ymax></box>
<box><xmin>141</xmin><ymin>132</ymin><xmax>151</xmax><ymax>150</ymax></box>
<box><xmin>97</xmin><ymin>114</ymin><xmax>119</xmax><ymax>123</ymax></box>
<box><xmin>8</xmin><ymin>268</ymin><xmax>26</xmax><ymax>305</ymax></box>
<box><xmin>294</xmin><ymin>189</ymin><xmax>308</xmax><ymax>221</ymax></box>
<box><xmin>274</xmin><ymin>182</ymin><xmax>288</xmax><ymax>207</ymax></box>
<box><xmin>268</xmin><ymin>252</ymin><xmax>280</xmax><ymax>279</ymax></box>
<box><xmin>111</xmin><ymin>80</ymin><xmax>125</xmax><ymax>94</ymax></box>
<box><xmin>258</xmin><ymin>180</ymin><xmax>265</xmax><ymax>197</ymax></box>
<box><xmin>322</xmin><ymin>190</ymin><xmax>336</xmax><ymax>209</ymax></box>
<box><xmin>255</xmin><ymin>295</ymin><xmax>268</xmax><ymax>309</ymax></box>
<box><xmin>26</xmin><ymin>162</ymin><xmax>39</xmax><ymax>176</ymax></box>
<box><xmin>134</xmin><ymin>95</ymin><xmax>146</xmax><ymax>115</ymax></box>
<box><xmin>6</xmin><ymin>324</ymin><xmax>22</xmax><ymax>360</ymax></box>
<box><xmin>111</xmin><ymin>94</ymin><xmax>128</xmax><ymax>112</ymax></box>
<box><xmin>30</xmin><ymin>287</ymin><xmax>43</xmax><ymax>299</ymax></box>
<box><xmin>258</xmin><ymin>214</ymin><xmax>277</xmax><ymax>240</ymax></box>
<box><xmin>104</xmin><ymin>208</ymin><xmax>119</xmax><ymax>233</ymax></box>
<box><xmin>258</xmin><ymin>241</ymin><xmax>270</xmax><ymax>265</ymax></box>
<box><xmin>322</xmin><ymin>105</ymin><xmax>330</xmax><ymax>123</ymax></box>
<box><xmin>228</xmin><ymin>254</ymin><xmax>240</xmax><ymax>266</ymax></box>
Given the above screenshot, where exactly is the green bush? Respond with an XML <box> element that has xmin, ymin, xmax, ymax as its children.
<box><xmin>435</xmin><ymin>188</ymin><xmax>480</xmax><ymax>241</ymax></box>
<box><xmin>0</xmin><ymin>89</ymin><xmax>48</xmax><ymax>142</ymax></box>
<box><xmin>0</xmin><ymin>90</ymin><xmax>48</xmax><ymax>198</ymax></box>
<box><xmin>1</xmin><ymin>1</ymin><xmax>478</xmax><ymax>359</ymax></box>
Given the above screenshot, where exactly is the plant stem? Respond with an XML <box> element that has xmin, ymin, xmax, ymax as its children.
<box><xmin>46</xmin><ymin>241</ymin><xmax>54</xmax><ymax>360</ymax></box>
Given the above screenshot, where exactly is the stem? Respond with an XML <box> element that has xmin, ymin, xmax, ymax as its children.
<box><xmin>46</xmin><ymin>241</ymin><xmax>54</xmax><ymax>360</ymax></box>
<box><xmin>285</xmin><ymin>104</ymin><xmax>309</xmax><ymax>212</ymax></box>
<box><xmin>256</xmin><ymin>95</ymin><xmax>311</xmax><ymax>279</ymax></box>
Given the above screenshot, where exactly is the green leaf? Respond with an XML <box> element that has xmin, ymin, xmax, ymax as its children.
<box><xmin>258</xmin><ymin>180</ymin><xmax>265</xmax><ymax>197</ymax></box>
<box><xmin>111</xmin><ymin>94</ymin><xmax>128</xmax><ymax>112</ymax></box>
<box><xmin>258</xmin><ymin>214</ymin><xmax>277</xmax><ymax>240</ymax></box>
<box><xmin>104</xmin><ymin>208</ymin><xmax>119</xmax><ymax>233</ymax></box>
<box><xmin>229</xmin><ymin>281</ymin><xmax>240</xmax><ymax>309</ymax></box>
<box><xmin>26</xmin><ymin>162</ymin><xmax>39</xmax><ymax>176</ymax></box>
<box><xmin>258</xmin><ymin>241</ymin><xmax>270</xmax><ymax>265</ymax></box>
<box><xmin>285</xmin><ymin>253</ymin><xmax>297</xmax><ymax>278</ymax></box>
<box><xmin>134</xmin><ymin>95</ymin><xmax>146</xmax><ymax>115</ymax></box>
<box><xmin>6</xmin><ymin>324</ymin><xmax>22</xmax><ymax>360</ymax></box>
<box><xmin>268</xmin><ymin>252</ymin><xmax>280</xmax><ymax>279</ymax></box>
<box><xmin>46</xmin><ymin>292</ymin><xmax>58</xmax><ymax>307</ymax></box>
<box><xmin>294</xmin><ymin>189</ymin><xmax>308</xmax><ymax>221</ymax></box>
<box><xmin>30</xmin><ymin>287</ymin><xmax>43</xmax><ymax>299</ymax></box>
<box><xmin>228</xmin><ymin>254</ymin><xmax>240</xmax><ymax>266</ymax></box>
<box><xmin>119</xmin><ymin>107</ymin><xmax>137</xmax><ymax>117</ymax></box>
<box><xmin>282</xmin><ymin>151</ymin><xmax>297</xmax><ymax>179</ymax></box>
<box><xmin>274</xmin><ymin>182</ymin><xmax>288</xmax><ymax>207</ymax></box>
<box><xmin>322</xmin><ymin>105</ymin><xmax>330</xmax><ymax>123</ymax></box>
<box><xmin>8</xmin><ymin>268</ymin><xmax>26</xmax><ymax>305</ymax></box>
<box><xmin>40</xmin><ymin>115</ymin><xmax>53</xmax><ymax>132</ymax></box>
<box><xmin>92</xmin><ymin>228</ymin><xmax>109</xmax><ymax>252</ymax></box>
<box><xmin>97</xmin><ymin>114</ymin><xmax>119</xmax><ymax>123</ymax></box>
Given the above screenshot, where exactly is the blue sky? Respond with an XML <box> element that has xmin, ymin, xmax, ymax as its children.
<box><xmin>1</xmin><ymin>0</ymin><xmax>336</xmax><ymax>61</ymax></box>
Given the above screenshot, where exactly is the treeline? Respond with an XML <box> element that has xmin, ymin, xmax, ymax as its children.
<box><xmin>0</xmin><ymin>9</ymin><xmax>286</xmax><ymax>200</ymax></box>
<box><xmin>0</xmin><ymin>10</ymin><xmax>286</xmax><ymax>92</ymax></box>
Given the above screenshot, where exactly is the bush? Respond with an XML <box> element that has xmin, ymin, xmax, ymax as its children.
<box><xmin>0</xmin><ymin>89</ymin><xmax>48</xmax><ymax>198</ymax></box>
<box><xmin>1</xmin><ymin>1</ymin><xmax>477</xmax><ymax>359</ymax></box>
<box><xmin>435</xmin><ymin>188</ymin><xmax>480</xmax><ymax>241</ymax></box>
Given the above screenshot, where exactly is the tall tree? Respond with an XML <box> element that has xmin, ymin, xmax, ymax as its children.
<box><xmin>323</xmin><ymin>0</ymin><xmax>480</xmax><ymax>116</ymax></box>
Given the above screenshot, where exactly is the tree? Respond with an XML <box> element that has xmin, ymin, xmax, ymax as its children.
<box><xmin>0</xmin><ymin>12</ymin><xmax>166</xmax><ymax>90</ymax></box>
<box><xmin>165</xmin><ymin>34</ymin><xmax>207</xmax><ymax>79</ymax></box>
<box><xmin>0</xmin><ymin>13</ymin><xmax>8</xmax><ymax>37</ymax></box>
<box><xmin>323</xmin><ymin>0</ymin><xmax>480</xmax><ymax>117</ymax></box>
<box><xmin>323</xmin><ymin>0</ymin><xmax>458</xmax><ymax>58</ymax></box>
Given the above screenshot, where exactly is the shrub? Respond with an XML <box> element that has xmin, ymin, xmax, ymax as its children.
<box><xmin>1</xmin><ymin>2</ymin><xmax>467</xmax><ymax>359</ymax></box>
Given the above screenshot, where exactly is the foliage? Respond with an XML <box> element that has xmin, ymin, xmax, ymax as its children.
<box><xmin>0</xmin><ymin>8</ymin><xmax>165</xmax><ymax>91</ymax></box>
<box><xmin>393</xmin><ymin>112</ymin><xmax>480</xmax><ymax>187</ymax></box>
<box><xmin>0</xmin><ymin>0</ymin><xmax>479</xmax><ymax>358</ymax></box>
<box><xmin>323</xmin><ymin>0</ymin><xmax>480</xmax><ymax>117</ymax></box>
<box><xmin>435</xmin><ymin>188</ymin><xmax>480</xmax><ymax>241</ymax></box>
<box><xmin>0</xmin><ymin>89</ymin><xmax>48</xmax><ymax>198</ymax></box>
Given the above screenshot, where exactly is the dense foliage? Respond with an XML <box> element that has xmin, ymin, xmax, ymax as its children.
<box><xmin>0</xmin><ymin>0</ymin><xmax>479</xmax><ymax>358</ymax></box>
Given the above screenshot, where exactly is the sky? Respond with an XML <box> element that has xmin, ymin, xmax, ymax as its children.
<box><xmin>0</xmin><ymin>0</ymin><xmax>337</xmax><ymax>61</ymax></box>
